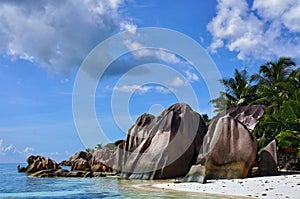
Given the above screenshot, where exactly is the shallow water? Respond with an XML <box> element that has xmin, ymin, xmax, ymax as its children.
<box><xmin>0</xmin><ymin>164</ymin><xmax>235</xmax><ymax>199</ymax></box>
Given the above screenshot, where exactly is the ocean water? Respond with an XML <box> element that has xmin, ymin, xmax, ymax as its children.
<box><xmin>0</xmin><ymin>164</ymin><xmax>233</xmax><ymax>199</ymax></box>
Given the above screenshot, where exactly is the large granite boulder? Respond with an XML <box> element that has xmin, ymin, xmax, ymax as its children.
<box><xmin>117</xmin><ymin>103</ymin><xmax>207</xmax><ymax>180</ymax></box>
<box><xmin>25</xmin><ymin>155</ymin><xmax>61</xmax><ymax>173</ymax></box>
<box><xmin>205</xmin><ymin>116</ymin><xmax>258</xmax><ymax>178</ymax></box>
<box><xmin>185</xmin><ymin>114</ymin><xmax>259</xmax><ymax>183</ymax></box>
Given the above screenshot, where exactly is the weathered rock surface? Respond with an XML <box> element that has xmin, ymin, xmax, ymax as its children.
<box><xmin>218</xmin><ymin>105</ymin><xmax>266</xmax><ymax>131</ymax></box>
<box><xmin>185</xmin><ymin>114</ymin><xmax>259</xmax><ymax>183</ymax></box>
<box><xmin>71</xmin><ymin>158</ymin><xmax>90</xmax><ymax>171</ymax></box>
<box><xmin>204</xmin><ymin>116</ymin><xmax>258</xmax><ymax>178</ymax></box>
<box><xmin>19</xmin><ymin>150</ymin><xmax>117</xmax><ymax>178</ymax></box>
<box><xmin>60</xmin><ymin>151</ymin><xmax>92</xmax><ymax>167</ymax></box>
<box><xmin>117</xmin><ymin>103</ymin><xmax>207</xmax><ymax>180</ymax></box>
<box><xmin>90</xmin><ymin>148</ymin><xmax>114</xmax><ymax>172</ymax></box>
<box><xmin>26</xmin><ymin>168</ymin><xmax>110</xmax><ymax>178</ymax></box>
<box><xmin>25</xmin><ymin>155</ymin><xmax>61</xmax><ymax>173</ymax></box>
<box><xmin>256</xmin><ymin>139</ymin><xmax>278</xmax><ymax>176</ymax></box>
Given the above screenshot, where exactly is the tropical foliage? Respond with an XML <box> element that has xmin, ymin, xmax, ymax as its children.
<box><xmin>211</xmin><ymin>57</ymin><xmax>300</xmax><ymax>166</ymax></box>
<box><xmin>210</xmin><ymin>69</ymin><xmax>257</xmax><ymax>112</ymax></box>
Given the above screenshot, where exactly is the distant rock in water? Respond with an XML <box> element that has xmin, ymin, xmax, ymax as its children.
<box><xmin>116</xmin><ymin>103</ymin><xmax>207</xmax><ymax>180</ymax></box>
<box><xmin>71</xmin><ymin>158</ymin><xmax>90</xmax><ymax>171</ymax></box>
<box><xmin>60</xmin><ymin>148</ymin><xmax>114</xmax><ymax>172</ymax></box>
<box><xmin>184</xmin><ymin>105</ymin><xmax>264</xmax><ymax>183</ymax></box>
<box><xmin>60</xmin><ymin>151</ymin><xmax>92</xmax><ymax>167</ymax></box>
<box><xmin>20</xmin><ymin>155</ymin><xmax>61</xmax><ymax>173</ymax></box>
<box><xmin>19</xmin><ymin>154</ymin><xmax>114</xmax><ymax>177</ymax></box>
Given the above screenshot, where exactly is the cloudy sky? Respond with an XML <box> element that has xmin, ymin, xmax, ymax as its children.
<box><xmin>0</xmin><ymin>0</ymin><xmax>299</xmax><ymax>163</ymax></box>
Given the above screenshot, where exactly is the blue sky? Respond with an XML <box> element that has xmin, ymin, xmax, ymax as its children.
<box><xmin>0</xmin><ymin>0</ymin><xmax>299</xmax><ymax>163</ymax></box>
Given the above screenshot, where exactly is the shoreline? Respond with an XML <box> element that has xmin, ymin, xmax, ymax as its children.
<box><xmin>150</xmin><ymin>174</ymin><xmax>300</xmax><ymax>199</ymax></box>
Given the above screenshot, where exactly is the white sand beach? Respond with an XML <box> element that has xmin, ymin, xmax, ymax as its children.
<box><xmin>152</xmin><ymin>174</ymin><xmax>300</xmax><ymax>199</ymax></box>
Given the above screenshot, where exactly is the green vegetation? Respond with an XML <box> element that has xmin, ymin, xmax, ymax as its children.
<box><xmin>86</xmin><ymin>142</ymin><xmax>118</xmax><ymax>153</ymax></box>
<box><xmin>210</xmin><ymin>69</ymin><xmax>258</xmax><ymax>112</ymax></box>
<box><xmin>211</xmin><ymin>57</ymin><xmax>300</xmax><ymax>167</ymax></box>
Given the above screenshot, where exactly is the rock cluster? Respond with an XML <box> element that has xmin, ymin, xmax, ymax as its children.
<box><xmin>19</xmin><ymin>103</ymin><xmax>282</xmax><ymax>181</ymax></box>
<box><xmin>60</xmin><ymin>149</ymin><xmax>114</xmax><ymax>172</ymax></box>
<box><xmin>18</xmin><ymin>148</ymin><xmax>116</xmax><ymax>177</ymax></box>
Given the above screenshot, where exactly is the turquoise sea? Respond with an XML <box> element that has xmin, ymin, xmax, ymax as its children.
<box><xmin>0</xmin><ymin>164</ymin><xmax>234</xmax><ymax>199</ymax></box>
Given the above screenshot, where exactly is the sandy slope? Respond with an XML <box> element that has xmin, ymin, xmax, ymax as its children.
<box><xmin>152</xmin><ymin>174</ymin><xmax>300</xmax><ymax>199</ymax></box>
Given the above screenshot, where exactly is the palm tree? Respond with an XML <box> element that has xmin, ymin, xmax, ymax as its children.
<box><xmin>254</xmin><ymin>57</ymin><xmax>295</xmax><ymax>86</ymax></box>
<box><xmin>252</xmin><ymin>57</ymin><xmax>296</xmax><ymax>109</ymax></box>
<box><xmin>211</xmin><ymin>69</ymin><xmax>257</xmax><ymax>112</ymax></box>
<box><xmin>252</xmin><ymin>57</ymin><xmax>299</xmax><ymax>162</ymax></box>
<box><xmin>287</xmin><ymin>68</ymin><xmax>300</xmax><ymax>101</ymax></box>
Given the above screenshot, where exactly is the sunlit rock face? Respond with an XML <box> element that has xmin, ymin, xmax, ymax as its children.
<box><xmin>118</xmin><ymin>103</ymin><xmax>207</xmax><ymax>180</ymax></box>
<box><xmin>184</xmin><ymin>105</ymin><xmax>265</xmax><ymax>183</ymax></box>
<box><xmin>203</xmin><ymin>116</ymin><xmax>258</xmax><ymax>179</ymax></box>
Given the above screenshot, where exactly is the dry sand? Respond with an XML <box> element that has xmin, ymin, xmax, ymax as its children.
<box><xmin>152</xmin><ymin>174</ymin><xmax>300</xmax><ymax>198</ymax></box>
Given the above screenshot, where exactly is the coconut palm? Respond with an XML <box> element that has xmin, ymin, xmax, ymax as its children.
<box><xmin>252</xmin><ymin>57</ymin><xmax>296</xmax><ymax>109</ymax></box>
<box><xmin>210</xmin><ymin>69</ymin><xmax>257</xmax><ymax>113</ymax></box>
<box><xmin>253</xmin><ymin>57</ymin><xmax>295</xmax><ymax>86</ymax></box>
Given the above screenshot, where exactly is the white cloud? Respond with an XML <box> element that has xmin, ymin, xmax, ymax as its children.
<box><xmin>0</xmin><ymin>139</ymin><xmax>4</xmax><ymax>153</ymax></box>
<box><xmin>208</xmin><ymin>0</ymin><xmax>300</xmax><ymax>61</ymax></box>
<box><xmin>23</xmin><ymin>147</ymin><xmax>34</xmax><ymax>154</ymax></box>
<box><xmin>124</xmin><ymin>39</ymin><xmax>182</xmax><ymax>64</ymax></box>
<box><xmin>5</xmin><ymin>144</ymin><xmax>16</xmax><ymax>152</ymax></box>
<box><xmin>114</xmin><ymin>84</ymin><xmax>151</xmax><ymax>94</ymax></box>
<box><xmin>252</xmin><ymin>0</ymin><xmax>294</xmax><ymax>20</ymax></box>
<box><xmin>185</xmin><ymin>70</ymin><xmax>199</xmax><ymax>82</ymax></box>
<box><xmin>0</xmin><ymin>139</ymin><xmax>34</xmax><ymax>155</ymax></box>
<box><xmin>167</xmin><ymin>77</ymin><xmax>188</xmax><ymax>87</ymax></box>
<box><xmin>121</xmin><ymin>22</ymin><xmax>137</xmax><ymax>34</ymax></box>
<box><xmin>153</xmin><ymin>86</ymin><xmax>172</xmax><ymax>94</ymax></box>
<box><xmin>282</xmin><ymin>4</ymin><xmax>300</xmax><ymax>32</ymax></box>
<box><xmin>114</xmin><ymin>84</ymin><xmax>171</xmax><ymax>94</ymax></box>
<box><xmin>166</xmin><ymin>70</ymin><xmax>199</xmax><ymax>88</ymax></box>
<box><xmin>0</xmin><ymin>140</ymin><xmax>16</xmax><ymax>153</ymax></box>
<box><xmin>0</xmin><ymin>0</ymin><xmax>129</xmax><ymax>73</ymax></box>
